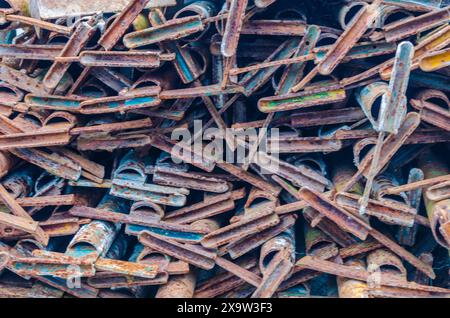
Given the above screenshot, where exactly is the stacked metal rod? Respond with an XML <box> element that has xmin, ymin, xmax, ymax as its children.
<box><xmin>0</xmin><ymin>0</ymin><xmax>448</xmax><ymax>298</ymax></box>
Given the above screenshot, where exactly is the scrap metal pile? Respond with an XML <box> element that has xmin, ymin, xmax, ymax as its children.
<box><xmin>0</xmin><ymin>0</ymin><xmax>449</xmax><ymax>298</ymax></box>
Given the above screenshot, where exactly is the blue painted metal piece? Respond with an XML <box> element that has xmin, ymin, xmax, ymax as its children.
<box><xmin>65</xmin><ymin>194</ymin><xmax>128</xmax><ymax>260</ymax></box>
<box><xmin>125</xmin><ymin>224</ymin><xmax>204</xmax><ymax>242</ymax></box>
<box><xmin>25</xmin><ymin>94</ymin><xmax>86</xmax><ymax>112</ymax></box>
<box><xmin>113</xmin><ymin>149</ymin><xmax>150</xmax><ymax>184</ymax></box>
<box><xmin>239</xmin><ymin>39</ymin><xmax>301</xmax><ymax>97</ymax></box>
<box><xmin>80</xmin><ymin>93</ymin><xmax>161</xmax><ymax>114</ymax></box>
<box><xmin>0</xmin><ymin>30</ymin><xmax>16</xmax><ymax>45</ymax></box>
<box><xmin>278</xmin><ymin>25</ymin><xmax>321</xmax><ymax>95</ymax></box>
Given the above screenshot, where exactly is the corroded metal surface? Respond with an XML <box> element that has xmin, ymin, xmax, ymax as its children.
<box><xmin>0</xmin><ymin>0</ymin><xmax>448</xmax><ymax>299</ymax></box>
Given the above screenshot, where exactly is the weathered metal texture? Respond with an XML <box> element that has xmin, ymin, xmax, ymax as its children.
<box><xmin>214</xmin><ymin>256</ymin><xmax>262</xmax><ymax>288</ymax></box>
<box><xmin>149</xmin><ymin>134</ymin><xmax>215</xmax><ymax>172</ymax></box>
<box><xmin>1</xmin><ymin>165</ymin><xmax>37</xmax><ymax>198</ymax></box>
<box><xmin>368</xmin><ymin>227</ymin><xmax>436</xmax><ymax>279</ymax></box>
<box><xmin>336</xmin><ymin>258</ymin><xmax>368</xmax><ymax>298</ymax></box>
<box><xmin>9</xmin><ymin>253</ymin><xmax>96</xmax><ymax>279</ymax></box>
<box><xmin>80</xmin><ymin>91</ymin><xmax>161</xmax><ymax>114</ymax></box>
<box><xmin>331</xmin><ymin>159</ymin><xmax>365</xmax><ymax>197</ymax></box>
<box><xmin>302</xmin><ymin>206</ymin><xmax>358</xmax><ymax>248</ymax></box>
<box><xmin>124</xmin><ymin>16</ymin><xmax>204</xmax><ymax>49</ymax></box>
<box><xmin>244</xmin><ymin>187</ymin><xmax>279</xmax><ymax>209</ymax></box>
<box><xmin>5</xmin><ymin>217</ymin><xmax>88</xmax><ymax>241</ymax></box>
<box><xmin>131</xmin><ymin>200</ymin><xmax>165</xmax><ymax>221</ymax></box>
<box><xmin>154</xmin><ymin>167</ymin><xmax>227</xmax><ymax>193</ymax></box>
<box><xmin>366</xmin><ymin>248</ymin><xmax>407</xmax><ymax>279</ymax></box>
<box><xmin>255</xmin><ymin>152</ymin><xmax>331</xmax><ymax>191</ymax></box>
<box><xmin>383</xmin><ymin>24</ymin><xmax>450</xmax><ymax>79</ymax></box>
<box><xmin>0</xmin><ymin>64</ymin><xmax>48</xmax><ymax>94</ymax></box>
<box><xmin>111</xmin><ymin>178</ymin><xmax>188</xmax><ymax>207</ymax></box>
<box><xmin>269</xmin><ymin>135</ymin><xmax>343</xmax><ymax>154</ymax></box>
<box><xmin>338</xmin><ymin>2</ymin><xmax>370</xmax><ymax>30</ymax></box>
<box><xmin>300</xmin><ymin>187</ymin><xmax>434</xmax><ymax>278</ymax></box>
<box><xmin>417</xmin><ymin>150</ymin><xmax>449</xmax><ymax>246</ymax></box>
<box><xmin>356</xmin><ymin>41</ymin><xmax>414</xmax><ymax>214</ymax></box>
<box><xmin>3</xmin><ymin>14</ymin><xmax>72</xmax><ymax>35</ymax></box>
<box><xmin>252</xmin><ymin>249</ymin><xmax>293</xmax><ymax>298</ymax></box>
<box><xmin>65</xmin><ymin>218</ymin><xmax>117</xmax><ymax>260</ymax></box>
<box><xmin>374</xmin><ymin>172</ymin><xmax>409</xmax><ymax>202</ymax></box>
<box><xmin>0</xmin><ymin>281</ymin><xmax>64</xmax><ymax>298</ymax></box>
<box><xmin>239</xmin><ymin>39</ymin><xmax>300</xmax><ymax>97</ymax></box>
<box><xmin>71</xmin><ymin>118</ymin><xmax>152</xmax><ymax>136</ymax></box>
<box><xmin>290</xmin><ymin>107</ymin><xmax>365</xmax><ymax>128</ymax></box>
<box><xmin>98</xmin><ymin>0</ymin><xmax>155</xmax><ymax>51</ymax></box>
<box><xmin>377</xmin><ymin>4</ymin><xmax>415</xmax><ymax>28</ymax></box>
<box><xmin>174</xmin><ymin>0</ymin><xmax>217</xmax><ymax>42</ymax></box>
<box><xmin>259</xmin><ymin>86</ymin><xmax>346</xmax><ymax>113</ymax></box>
<box><xmin>87</xmin><ymin>241</ymin><xmax>173</xmax><ymax>289</ymax></box>
<box><xmin>113</xmin><ymin>149</ymin><xmax>149</xmax><ymax>183</ymax></box>
<box><xmin>29</xmin><ymin>0</ymin><xmax>176</xmax><ymax>20</ymax></box>
<box><xmin>139</xmin><ymin>231</ymin><xmax>217</xmax><ymax>270</ymax></box>
<box><xmin>426</xmin><ymin>180</ymin><xmax>450</xmax><ymax>201</ymax></box>
<box><xmin>0</xmin><ymin>44</ymin><xmax>62</xmax><ymax>60</ymax></box>
<box><xmin>420</xmin><ymin>47</ymin><xmax>450</xmax><ymax>72</ymax></box>
<box><xmin>318</xmin><ymin>1</ymin><xmax>382</xmax><ymax>76</ymax></box>
<box><xmin>356</xmin><ymin>112</ymin><xmax>421</xmax><ymax>179</ymax></box>
<box><xmin>156</xmin><ymin>271</ymin><xmax>196</xmax><ymax>298</ymax></box>
<box><xmin>89</xmin><ymin>67</ymin><xmax>133</xmax><ymax>93</ymax></box>
<box><xmin>279</xmin><ymin>226</ymin><xmax>340</xmax><ymax>293</ymax></box>
<box><xmin>297</xmin><ymin>256</ymin><xmax>446</xmax><ymax>294</ymax></box>
<box><xmin>201</xmin><ymin>203</ymin><xmax>280</xmax><ymax>249</ymax></box>
<box><xmin>221</xmin><ymin>0</ymin><xmax>248</xmax><ymax>58</ymax></box>
<box><xmin>315</xmin><ymin>41</ymin><xmax>397</xmax><ymax>64</ymax></box>
<box><xmin>94</xmin><ymin>258</ymin><xmax>158</xmax><ymax>279</ymax></box>
<box><xmin>43</xmin><ymin>20</ymin><xmax>97</xmax><ymax>90</ymax></box>
<box><xmin>78</xmin><ymin>51</ymin><xmax>174</xmax><ymax>68</ymax></box>
<box><xmin>380</xmin><ymin>41</ymin><xmax>414</xmax><ymax>134</ymax></box>
<box><xmin>165</xmin><ymin>189</ymin><xmax>244</xmax><ymax>224</ymax></box>
<box><xmin>276</xmin><ymin>25</ymin><xmax>320</xmax><ymax>95</ymax></box>
<box><xmin>304</xmin><ymin>225</ymin><xmax>339</xmax><ymax>258</ymax></box>
<box><xmin>412</xmin><ymin>252</ymin><xmax>434</xmax><ymax>287</ymax></box>
<box><xmin>298</xmin><ymin>188</ymin><xmax>370</xmax><ymax>240</ymax></box>
<box><xmin>70</xmin><ymin>206</ymin><xmax>207</xmax><ymax>243</ymax></box>
<box><xmin>63</xmin><ymin>195</ymin><xmax>124</xmax><ymax>262</ymax></box>
<box><xmin>0</xmin><ymin>0</ymin><xmax>449</xmax><ymax>299</ymax></box>
<box><xmin>194</xmin><ymin>255</ymin><xmax>258</xmax><ymax>298</ymax></box>
<box><xmin>225</xmin><ymin>215</ymin><xmax>297</xmax><ymax>260</ymax></box>
<box><xmin>7</xmin><ymin>238</ymin><xmax>100</xmax><ymax>298</ymax></box>
<box><xmin>239</xmin><ymin>20</ymin><xmax>310</xmax><ymax>37</ymax></box>
<box><xmin>381</xmin><ymin>0</ymin><xmax>443</xmax><ymax>11</ymax></box>
<box><xmin>396</xmin><ymin>168</ymin><xmax>424</xmax><ymax>246</ymax></box>
<box><xmin>0</xmin><ymin>151</ymin><xmax>17</xmax><ymax>178</ymax></box>
<box><xmin>0</xmin><ymin>183</ymin><xmax>49</xmax><ymax>245</ymax></box>
<box><xmin>0</xmin><ymin>126</ymin><xmax>70</xmax><ymax>149</ymax></box>
<box><xmin>418</xmin><ymin>151</ymin><xmax>450</xmax><ymax>249</ymax></box>
<box><xmin>25</xmin><ymin>94</ymin><xmax>86</xmax><ymax>113</ymax></box>
<box><xmin>160</xmin><ymin>84</ymin><xmax>243</xmax><ymax>99</ymax></box>
<box><xmin>148</xmin><ymin>8</ymin><xmax>204</xmax><ymax>84</ymax></box>
<box><xmin>335</xmin><ymin>192</ymin><xmax>417</xmax><ymax>227</ymax></box>
<box><xmin>382</xmin><ymin>6</ymin><xmax>450</xmax><ymax>43</ymax></box>
<box><xmin>411</xmin><ymin>89</ymin><xmax>450</xmax><ymax>131</ymax></box>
